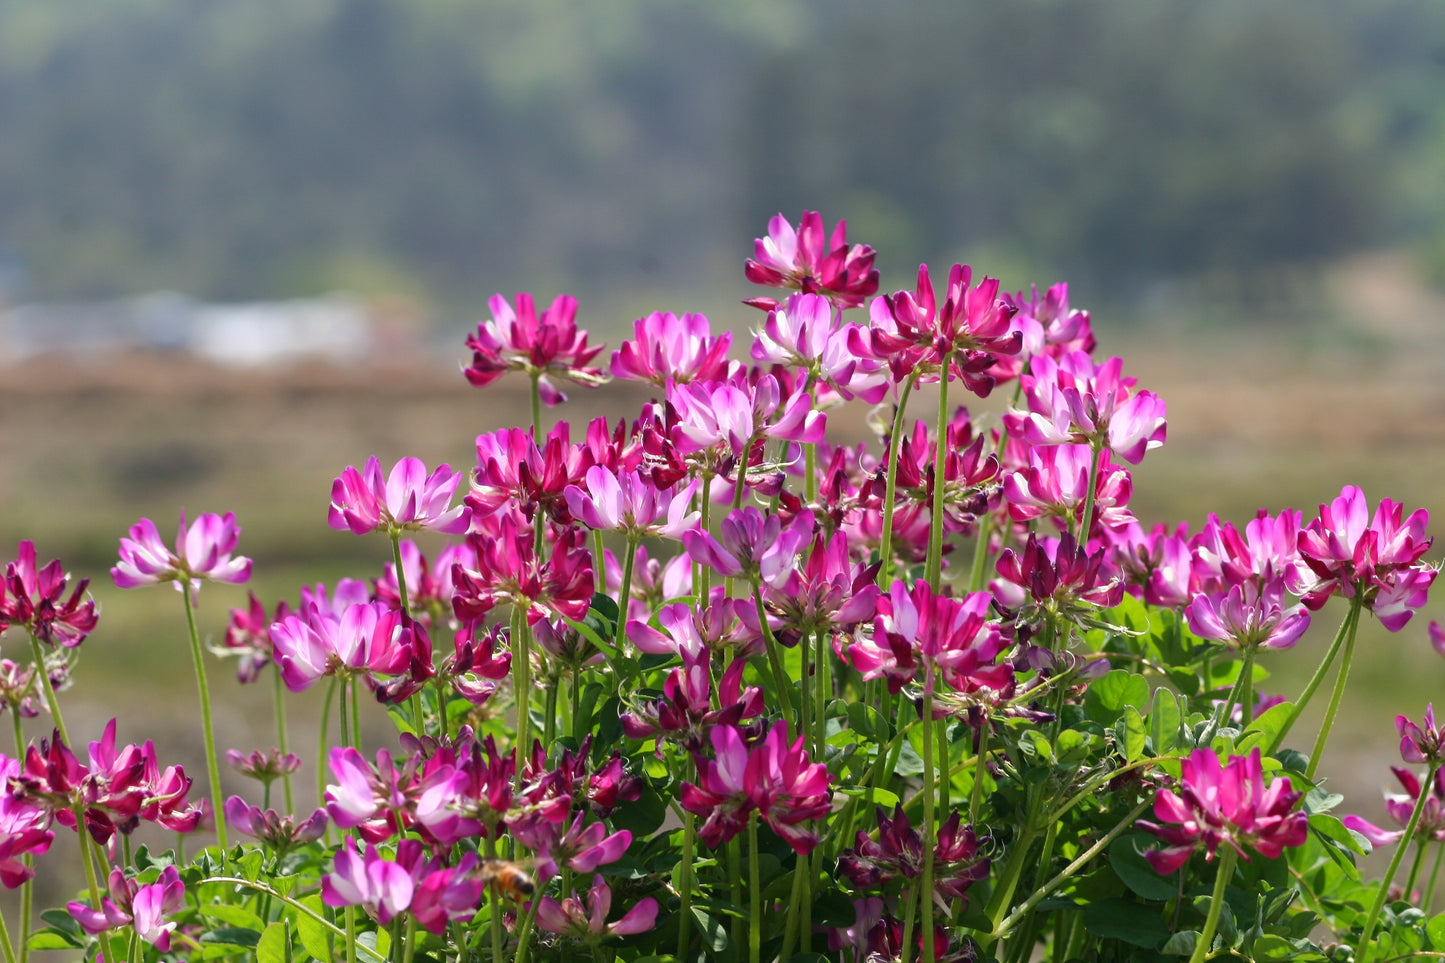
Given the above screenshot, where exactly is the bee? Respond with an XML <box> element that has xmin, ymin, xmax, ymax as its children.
<box><xmin>477</xmin><ymin>858</ymin><xmax>535</xmax><ymax>902</ymax></box>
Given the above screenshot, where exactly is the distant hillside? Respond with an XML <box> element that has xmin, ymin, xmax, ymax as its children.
<box><xmin>0</xmin><ymin>0</ymin><xmax>1441</xmax><ymax>314</ymax></box>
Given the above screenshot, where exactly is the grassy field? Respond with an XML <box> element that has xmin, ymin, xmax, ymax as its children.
<box><xmin>3</xmin><ymin>271</ymin><xmax>1445</xmax><ymax>904</ymax></box>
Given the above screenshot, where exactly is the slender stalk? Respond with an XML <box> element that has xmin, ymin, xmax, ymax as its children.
<box><xmin>350</xmin><ymin>674</ymin><xmax>362</xmax><ymax>749</ymax></box>
<box><xmin>27</xmin><ymin>634</ymin><xmax>67</xmax><ymax>744</ymax></box>
<box><xmin>317</xmin><ymin>677</ymin><xmax>337</xmax><ymax>818</ymax></box>
<box><xmin>1269</xmin><ymin>596</ymin><xmax>1361</xmax><ymax>756</ymax></box>
<box><xmin>182</xmin><ymin>589</ymin><xmax>227</xmax><ymax>847</ymax></box>
<box><xmin>1075</xmin><ymin>442</ymin><xmax>1105</xmax><ymax>544</ymax></box>
<box><xmin>529</xmin><ymin>373</ymin><xmax>543</xmax><ymax>441</ymax></box>
<box><xmin>0</xmin><ymin>902</ymin><xmax>16</xmax><ymax>963</ymax></box>
<box><xmin>543</xmin><ymin>682</ymin><xmax>557</xmax><ymax>755</ymax></box>
<box><xmin>877</xmin><ymin>375</ymin><xmax>917</xmax><ymax>586</ymax></box>
<box><xmin>919</xmin><ymin>687</ymin><xmax>938</xmax><ymax>963</ymax></box>
<box><xmin>1426</xmin><ymin>839</ymin><xmax>1445</xmax><ymax>912</ymax></box>
<box><xmin>1237</xmin><ymin>644</ymin><xmax>1258</xmax><ymax>727</ymax></box>
<box><xmin>753</xmin><ymin>589</ymin><xmax>796</xmax><ymax>722</ymax></box>
<box><xmin>898</xmin><ymin>879</ymin><xmax>919</xmax><ymax>963</ymax></box>
<box><xmin>1306</xmin><ymin>599</ymin><xmax>1364</xmax><ymax>780</ymax></box>
<box><xmin>592</xmin><ymin>530</ymin><xmax>607</xmax><ymax>593</ymax></box>
<box><xmin>727</xmin><ymin>835</ymin><xmax>744</xmax><ymax>955</ymax></box>
<box><xmin>615</xmin><ymin>536</ymin><xmax>639</xmax><ymax>645</ymax></box>
<box><xmin>804</xmin><ymin>442</ymin><xmax>817</xmax><ymax>504</ymax></box>
<box><xmin>400</xmin><ymin>916</ymin><xmax>417</xmax><ymax>963</ymax></box>
<box><xmin>676</xmin><ymin>803</ymin><xmax>697</xmax><ymax>960</ymax></box>
<box><xmin>213</xmin><ymin>878</ymin><xmax>387</xmax><ymax>961</ymax></box>
<box><xmin>1187</xmin><ymin>848</ymin><xmax>1238</xmax><ymax>963</ymax></box>
<box><xmin>339</xmin><ymin>678</ymin><xmax>351</xmax><ymax>751</ymax></box>
<box><xmin>969</xmin><ymin>723</ymin><xmax>990</xmax><ymax>826</ymax></box>
<box><xmin>512</xmin><ymin>894</ymin><xmax>541</xmax><ymax>963</ymax></box>
<box><xmin>698</xmin><ymin>469</ymin><xmax>714</xmax><ymax>600</ymax></box>
<box><xmin>780</xmin><ymin>852</ymin><xmax>806</xmax><ymax>960</ymax></box>
<box><xmin>1359</xmin><ymin>763</ymin><xmax>1442</xmax><ymax>963</ymax></box>
<box><xmin>484</xmin><ymin>835</ymin><xmax>505</xmax><ymax>963</ymax></box>
<box><xmin>924</xmin><ymin>367</ymin><xmax>951</xmax><ymax>587</ymax></box>
<box><xmin>1406</xmin><ymin>839</ymin><xmax>1430</xmax><ymax>902</ymax></box>
<box><xmin>512</xmin><ymin>607</ymin><xmax>534</xmax><ymax>782</ymax></box>
<box><xmin>748</xmin><ymin>812</ymin><xmax>761</xmax><ymax>963</ymax></box>
<box><xmin>814</xmin><ymin>630</ymin><xmax>829</xmax><ymax>760</ymax></box>
<box><xmin>272</xmin><ymin>668</ymin><xmax>294</xmax><ymax>814</ymax></box>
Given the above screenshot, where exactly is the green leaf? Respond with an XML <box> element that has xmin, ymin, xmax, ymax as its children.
<box><xmin>1082</xmin><ymin>898</ymin><xmax>1170</xmax><ymax>948</ymax></box>
<box><xmin>201</xmin><ymin>927</ymin><xmax>263</xmax><ymax>948</ymax></box>
<box><xmin>1108</xmin><ymin>833</ymin><xmax>1177</xmax><ymax>901</ymax></box>
<box><xmin>39</xmin><ymin>910</ymin><xmax>82</xmax><ymax>938</ymax></box>
<box><xmin>1235</xmin><ymin>701</ymin><xmax>1295</xmax><ymax>754</ymax></box>
<box><xmin>1250</xmin><ymin>934</ymin><xmax>1296</xmax><ymax>960</ymax></box>
<box><xmin>1118</xmin><ymin>706</ymin><xmax>1147</xmax><ymax>762</ymax></box>
<box><xmin>297</xmin><ymin>893</ymin><xmax>333</xmax><ymax>963</ymax></box>
<box><xmin>1149</xmin><ymin>688</ymin><xmax>1181</xmax><ymax>755</ymax></box>
<box><xmin>257</xmin><ymin>922</ymin><xmax>289</xmax><ymax>963</ymax></box>
<box><xmin>691</xmin><ymin>909</ymin><xmax>731</xmax><ymax>952</ymax></box>
<box><xmin>1428</xmin><ymin>912</ymin><xmax>1445</xmax><ymax>950</ymax></box>
<box><xmin>1160</xmin><ymin>931</ymin><xmax>1199</xmax><ymax>956</ymax></box>
<box><xmin>357</xmin><ymin>927</ymin><xmax>391</xmax><ymax>958</ymax></box>
<box><xmin>203</xmin><ymin>902</ymin><xmax>265</xmax><ymax>930</ymax></box>
<box><xmin>1084</xmin><ymin>670</ymin><xmax>1151</xmax><ymax>725</ymax></box>
<box><xmin>26</xmin><ymin>932</ymin><xmax>81</xmax><ymax>951</ymax></box>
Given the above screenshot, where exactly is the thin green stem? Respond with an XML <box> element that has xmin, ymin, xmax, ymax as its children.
<box><xmin>1269</xmin><ymin>596</ymin><xmax>1362</xmax><ymax>756</ymax></box>
<box><xmin>780</xmin><ymin>851</ymin><xmax>805</xmax><ymax>960</ymax></box>
<box><xmin>1407</xmin><ymin>839</ymin><xmax>1430</xmax><ymax>902</ymax></box>
<box><xmin>529</xmin><ymin>373</ymin><xmax>543</xmax><ymax>442</ymax></box>
<box><xmin>877</xmin><ymin>375</ymin><xmax>917</xmax><ymax>586</ymax></box>
<box><xmin>1237</xmin><ymin>644</ymin><xmax>1258</xmax><ymax>727</ymax></box>
<box><xmin>317</xmin><ymin>677</ymin><xmax>337</xmax><ymax>835</ymax></box>
<box><xmin>182</xmin><ymin>589</ymin><xmax>227</xmax><ymax>847</ymax></box>
<box><xmin>1359</xmin><ymin>763</ymin><xmax>1442</xmax><ymax>963</ymax></box>
<box><xmin>208</xmin><ymin>878</ymin><xmax>386</xmax><ymax>962</ymax></box>
<box><xmin>512</xmin><ymin>606</ymin><xmax>534</xmax><ymax>781</ymax></box>
<box><xmin>969</xmin><ymin>723</ymin><xmax>990</xmax><ymax>827</ymax></box>
<box><xmin>677</xmin><ymin>802</ymin><xmax>697</xmax><ymax>961</ymax></box>
<box><xmin>804</xmin><ymin>441</ymin><xmax>817</xmax><ymax>504</ymax></box>
<box><xmin>27</xmin><ymin>634</ymin><xmax>67</xmax><ymax>744</ymax></box>
<box><xmin>10</xmin><ymin>711</ymin><xmax>28</xmax><ymax>963</ymax></box>
<box><xmin>512</xmin><ymin>894</ymin><xmax>541</xmax><ymax>963</ymax></box>
<box><xmin>814</xmin><ymin>630</ymin><xmax>829</xmax><ymax>760</ymax></box>
<box><xmin>924</xmin><ymin>368</ymin><xmax>951</xmax><ymax>587</ymax></box>
<box><xmin>919</xmin><ymin>687</ymin><xmax>937</xmax><ymax>963</ymax></box>
<box><xmin>1188</xmin><ymin>848</ymin><xmax>1238</xmax><ymax>963</ymax></box>
<box><xmin>592</xmin><ymin>530</ymin><xmax>606</xmax><ymax>593</ymax></box>
<box><xmin>748</xmin><ymin>812</ymin><xmax>761</xmax><ymax>963</ymax></box>
<box><xmin>753</xmin><ymin>588</ymin><xmax>796</xmax><ymax>723</ymax></box>
<box><xmin>615</xmin><ymin>536</ymin><xmax>639</xmax><ymax>645</ymax></box>
<box><xmin>1306</xmin><ymin>599</ymin><xmax>1364</xmax><ymax>780</ymax></box>
<box><xmin>272</xmin><ymin>668</ymin><xmax>294</xmax><ymax>814</ymax></box>
<box><xmin>899</xmin><ymin>879</ymin><xmax>919</xmax><ymax>963</ymax></box>
<box><xmin>339</xmin><ymin>678</ymin><xmax>351</xmax><ymax>751</ymax></box>
<box><xmin>351</xmin><ymin>673</ymin><xmax>362</xmax><ymax>749</ymax></box>
<box><xmin>0</xmin><ymin>902</ymin><xmax>15</xmax><ymax>963</ymax></box>
<box><xmin>1076</xmin><ymin>442</ymin><xmax>1105</xmax><ymax>543</ymax></box>
<box><xmin>484</xmin><ymin>835</ymin><xmax>505</xmax><ymax>963</ymax></box>
<box><xmin>400</xmin><ymin>915</ymin><xmax>417</xmax><ymax>963</ymax></box>
<box><xmin>1426</xmin><ymin>839</ymin><xmax>1445</xmax><ymax>912</ymax></box>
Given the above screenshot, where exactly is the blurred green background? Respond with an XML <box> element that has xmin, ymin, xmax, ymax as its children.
<box><xmin>1</xmin><ymin>0</ymin><xmax>1444</xmax><ymax>905</ymax></box>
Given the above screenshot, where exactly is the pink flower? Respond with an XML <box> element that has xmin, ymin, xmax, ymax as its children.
<box><xmin>270</xmin><ymin>601</ymin><xmax>413</xmax><ymax>692</ymax></box>
<box><xmin>451</xmin><ymin>513</ymin><xmax>594</xmax><ymax>625</ymax></box>
<box><xmin>0</xmin><ymin>541</ymin><xmax>98</xmax><ymax>648</ymax></box>
<box><xmin>851</xmin><ymin>263</ymin><xmax>1020</xmax><ymax>394</ymax></box>
<box><xmin>1138</xmin><ymin>748</ymin><xmax>1308</xmax><ymax>874</ymax></box>
<box><xmin>1398</xmin><ymin>704</ymin><xmax>1445</xmax><ymax>765</ymax></box>
<box><xmin>988</xmin><ymin>282</ymin><xmax>1096</xmax><ymax>383</ymax></box>
<box><xmin>1191</xmin><ymin>509</ymin><xmax>1307</xmax><ymax>594</ymax></box>
<box><xmin>763</xmin><ymin>530</ymin><xmax>879</xmax><ymax>649</ymax></box>
<box><xmin>751</xmin><ymin>293</ymin><xmax>887</xmax><ymax>403</ymax></box>
<box><xmin>329</xmin><ymin>456</ymin><xmax>469</xmax><ymax>537</ymax></box>
<box><xmin>1003</xmin><ymin>352</ymin><xmax>1167</xmax><ymax>464</ymax></box>
<box><xmin>112</xmin><ymin>511</ymin><xmax>252</xmax><ymax>593</ymax></box>
<box><xmin>224</xmin><ymin>796</ymin><xmax>327</xmax><ymax>853</ymax></box>
<box><xmin>515</xmin><ymin>810</ymin><xmax>632</xmax><ymax>883</ymax></box>
<box><xmin>666</xmin><ymin>372</ymin><xmax>827</xmax><ymax>461</ymax></box>
<box><xmin>1105</xmin><ymin>522</ymin><xmax>1195</xmax><ymax>608</ymax></box>
<box><xmin>469</xmin><ymin>422</ymin><xmax>595</xmax><ymax>523</ymax></box>
<box><xmin>563</xmin><ymin>467</ymin><xmax>699</xmax><ymax>538</ymax></box>
<box><xmin>680</xmin><ymin>721</ymin><xmax>832</xmax><ymax>855</ymax></box>
<box><xmin>464</xmin><ymin>292</ymin><xmax>607</xmax><ymax>405</ymax></box>
<box><xmin>322</xmin><ymin>841</ymin><xmax>416</xmax><ymax>926</ymax></box>
<box><xmin>1186</xmin><ymin>578</ymin><xmax>1311</xmax><ymax>651</ymax></box>
<box><xmin>0</xmin><ymin>755</ymin><xmax>52</xmax><ymax>888</ymax></box>
<box><xmin>219</xmin><ymin>592</ymin><xmax>290</xmax><ymax>683</ymax></box>
<box><xmin>619</xmin><ymin>647</ymin><xmax>764</xmax><ymax>753</ymax></box>
<box><xmin>683</xmin><ymin>507</ymin><xmax>815</xmax><ymax>587</ymax></box>
<box><xmin>611</xmin><ymin>311</ymin><xmax>735</xmax><ymax>385</ymax></box>
<box><xmin>839</xmin><ymin>805</ymin><xmax>990</xmax><ymax>910</ymax></box>
<box><xmin>991</xmin><ymin>532</ymin><xmax>1123</xmax><ymax>637</ymax></box>
<box><xmin>1295</xmin><ymin>486</ymin><xmax>1435</xmax><ymax>630</ymax></box>
<box><xmin>744</xmin><ymin>211</ymin><xmax>879</xmax><ymax>311</ymax></box>
<box><xmin>1003</xmin><ymin>443</ymin><xmax>1135</xmax><ymax>535</ymax></box>
<box><xmin>852</xmin><ymin>581</ymin><xmax>1009</xmax><ymax>699</ymax></box>
<box><xmin>68</xmin><ymin>866</ymin><xmax>185</xmax><ymax>951</ymax></box>
<box><xmin>535</xmin><ymin>875</ymin><xmax>659</xmax><ymax>938</ymax></box>
<box><xmin>1343</xmin><ymin>766</ymin><xmax>1445</xmax><ymax>850</ymax></box>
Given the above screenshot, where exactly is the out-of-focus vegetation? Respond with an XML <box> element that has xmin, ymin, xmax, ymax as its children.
<box><xmin>1</xmin><ymin>0</ymin><xmax>1443</xmax><ymax>315</ymax></box>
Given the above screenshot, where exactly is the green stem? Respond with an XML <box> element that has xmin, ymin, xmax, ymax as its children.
<box><xmin>484</xmin><ymin>835</ymin><xmax>505</xmax><ymax>963</ymax></box>
<box><xmin>698</xmin><ymin>470</ymin><xmax>714</xmax><ymax>600</ymax></box>
<box><xmin>925</xmin><ymin>366</ymin><xmax>951</xmax><ymax>587</ymax></box>
<box><xmin>543</xmin><ymin>681</ymin><xmax>557</xmax><ymax>754</ymax></box>
<box><xmin>592</xmin><ymin>530</ymin><xmax>607</xmax><ymax>593</ymax></box>
<box><xmin>10</xmin><ymin>711</ymin><xmax>28</xmax><ymax>963</ymax></box>
<box><xmin>272</xmin><ymin>668</ymin><xmax>294</xmax><ymax>815</ymax></box>
<box><xmin>339</xmin><ymin>678</ymin><xmax>351</xmax><ymax>751</ymax></box>
<box><xmin>1237</xmin><ymin>644</ymin><xmax>1258</xmax><ymax>727</ymax></box>
<box><xmin>512</xmin><ymin>607</ymin><xmax>534</xmax><ymax>782</ymax></box>
<box><xmin>389</xmin><ymin>533</ymin><xmax>411</xmax><ymax>618</ymax></box>
<box><xmin>814</xmin><ymin>630</ymin><xmax>829</xmax><ymax>760</ymax></box>
<box><xmin>351</xmin><ymin>673</ymin><xmax>362</xmax><ymax>749</ymax></box>
<box><xmin>728</xmin><ymin>835</ymin><xmax>744</xmax><ymax>955</ymax></box>
<box><xmin>1407</xmin><ymin>839</ymin><xmax>1430</xmax><ymax>902</ymax></box>
<box><xmin>616</xmin><ymin>536</ymin><xmax>639</xmax><ymax>645</ymax></box>
<box><xmin>1425</xmin><ymin>839</ymin><xmax>1445</xmax><ymax>912</ymax></box>
<box><xmin>0</xmin><ymin>902</ymin><xmax>15</xmax><ymax>963</ymax></box>
<box><xmin>899</xmin><ymin>879</ymin><xmax>919</xmax><ymax>963</ymax></box>
<box><xmin>877</xmin><ymin>375</ymin><xmax>917</xmax><ymax>586</ymax></box>
<box><xmin>529</xmin><ymin>373</ymin><xmax>543</xmax><ymax>441</ymax></box>
<box><xmin>969</xmin><ymin>723</ymin><xmax>990</xmax><ymax>827</ymax></box>
<box><xmin>920</xmin><ymin>687</ymin><xmax>938</xmax><ymax>963</ymax></box>
<box><xmin>748</xmin><ymin>812</ymin><xmax>761</xmax><ymax>963</ymax></box>
<box><xmin>677</xmin><ymin>803</ymin><xmax>697</xmax><ymax>961</ymax></box>
<box><xmin>1269</xmin><ymin>596</ymin><xmax>1361</xmax><ymax>756</ymax></box>
<box><xmin>1076</xmin><ymin>442</ymin><xmax>1105</xmax><ymax>543</ymax></box>
<box><xmin>1306</xmin><ymin>598</ymin><xmax>1364</xmax><ymax>780</ymax></box>
<box><xmin>804</xmin><ymin>441</ymin><xmax>817</xmax><ymax>504</ymax></box>
<box><xmin>1188</xmin><ymin>848</ymin><xmax>1238</xmax><ymax>963</ymax></box>
<box><xmin>182</xmin><ymin>588</ymin><xmax>227</xmax><ymax>848</ymax></box>
<box><xmin>400</xmin><ymin>915</ymin><xmax>417</xmax><ymax>963</ymax></box>
<box><xmin>512</xmin><ymin>894</ymin><xmax>541</xmax><ymax>963</ymax></box>
<box><xmin>753</xmin><ymin>587</ymin><xmax>797</xmax><ymax>723</ymax></box>
<box><xmin>317</xmin><ymin>677</ymin><xmax>337</xmax><ymax>831</ymax></box>
<box><xmin>27</xmin><ymin>634</ymin><xmax>67</xmax><ymax>744</ymax></box>
<box><xmin>1359</xmin><ymin>763</ymin><xmax>1442</xmax><ymax>963</ymax></box>
<box><xmin>780</xmin><ymin>852</ymin><xmax>805</xmax><ymax>960</ymax></box>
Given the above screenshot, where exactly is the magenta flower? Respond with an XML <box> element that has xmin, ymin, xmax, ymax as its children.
<box><xmin>1003</xmin><ymin>351</ymin><xmax>1167</xmax><ymax>464</ymax></box>
<box><xmin>515</xmin><ymin>810</ymin><xmax>632</xmax><ymax>883</ymax></box>
<box><xmin>219</xmin><ymin>591</ymin><xmax>291</xmax><ymax>683</ymax></box>
<box><xmin>464</xmin><ymin>291</ymin><xmax>607</xmax><ymax>405</ymax></box>
<box><xmin>112</xmin><ymin>510</ymin><xmax>252</xmax><ymax>593</ymax></box>
<box><xmin>744</xmin><ymin>210</ymin><xmax>879</xmax><ymax>311</ymax></box>
<box><xmin>1138</xmin><ymin>748</ymin><xmax>1308</xmax><ymax>874</ymax></box>
<box><xmin>991</xmin><ymin>532</ymin><xmax>1123</xmax><ymax>637</ymax></box>
<box><xmin>611</xmin><ymin>311</ymin><xmax>736</xmax><ymax>385</ymax></box>
<box><xmin>680</xmin><ymin>721</ymin><xmax>832</xmax><ymax>855</ymax></box>
<box><xmin>1295</xmin><ymin>486</ymin><xmax>1435</xmax><ymax>630</ymax></box>
<box><xmin>224</xmin><ymin>796</ymin><xmax>327</xmax><ymax>854</ymax></box>
<box><xmin>1186</xmin><ymin>578</ymin><xmax>1311</xmax><ymax>651</ymax></box>
<box><xmin>270</xmin><ymin>601</ymin><xmax>413</xmax><ymax>692</ymax></box>
<box><xmin>0</xmin><ymin>754</ymin><xmax>52</xmax><ymax>888</ymax></box>
<box><xmin>988</xmin><ymin>282</ymin><xmax>1096</xmax><ymax>383</ymax></box>
<box><xmin>226</xmin><ymin>747</ymin><xmax>302</xmax><ymax>786</ymax></box>
<box><xmin>763</xmin><ymin>530</ymin><xmax>880</xmax><ymax>649</ymax></box>
<box><xmin>1191</xmin><ymin>509</ymin><xmax>1306</xmax><ymax>594</ymax></box>
<box><xmin>1003</xmin><ymin>443</ymin><xmax>1135</xmax><ymax>535</ymax></box>
<box><xmin>667</xmin><ymin>372</ymin><xmax>827</xmax><ymax>462</ymax></box>
<box><xmin>683</xmin><ymin>507</ymin><xmax>815</xmax><ymax>587</ymax></box>
<box><xmin>1343</xmin><ymin>766</ymin><xmax>1445</xmax><ymax>849</ymax></box>
<box><xmin>535</xmin><ymin>875</ymin><xmax>659</xmax><ymax>938</ymax></box>
<box><xmin>619</xmin><ymin>646</ymin><xmax>764</xmax><ymax>753</ymax></box>
<box><xmin>839</xmin><ymin>805</ymin><xmax>991</xmax><ymax>910</ymax></box>
<box><xmin>563</xmin><ymin>467</ymin><xmax>699</xmax><ymax>539</ymax></box>
<box><xmin>751</xmin><ymin>293</ymin><xmax>887</xmax><ymax>403</ymax></box>
<box><xmin>470</xmin><ymin>422</ymin><xmax>596</xmax><ymax>524</ymax></box>
<box><xmin>1106</xmin><ymin>522</ymin><xmax>1195</xmax><ymax>608</ymax></box>
<box><xmin>451</xmin><ymin>512</ymin><xmax>594</xmax><ymax>625</ymax></box>
<box><xmin>0</xmin><ymin>540</ymin><xmax>98</xmax><ymax>648</ymax></box>
<box><xmin>1398</xmin><ymin>704</ymin><xmax>1445</xmax><ymax>765</ymax></box>
<box><xmin>0</xmin><ymin>660</ymin><xmax>40</xmax><ymax>720</ymax></box>
<box><xmin>68</xmin><ymin>866</ymin><xmax>185</xmax><ymax>951</ymax></box>
<box><xmin>852</xmin><ymin>581</ymin><xmax>1010</xmax><ymax>700</ymax></box>
<box><xmin>851</xmin><ymin>263</ymin><xmax>1020</xmax><ymax>394</ymax></box>
<box><xmin>322</xmin><ymin>841</ymin><xmax>417</xmax><ymax>926</ymax></box>
<box><xmin>328</xmin><ymin>456</ymin><xmax>469</xmax><ymax>537</ymax></box>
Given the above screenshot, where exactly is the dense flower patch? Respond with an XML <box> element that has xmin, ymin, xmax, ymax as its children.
<box><xmin>0</xmin><ymin>213</ymin><xmax>1441</xmax><ymax>962</ymax></box>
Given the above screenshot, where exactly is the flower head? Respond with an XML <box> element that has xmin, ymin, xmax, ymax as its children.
<box><xmin>465</xmin><ymin>292</ymin><xmax>607</xmax><ymax>404</ymax></box>
<box><xmin>329</xmin><ymin>457</ymin><xmax>469</xmax><ymax>537</ymax></box>
<box><xmin>68</xmin><ymin>866</ymin><xmax>185</xmax><ymax>951</ymax></box>
<box><xmin>535</xmin><ymin>875</ymin><xmax>659</xmax><ymax>939</ymax></box>
<box><xmin>1</xmin><ymin>541</ymin><xmax>98</xmax><ymax>648</ymax></box>
<box><xmin>744</xmin><ymin>211</ymin><xmax>879</xmax><ymax>311</ymax></box>
<box><xmin>1139</xmin><ymin>748</ymin><xmax>1308</xmax><ymax>874</ymax></box>
<box><xmin>112</xmin><ymin>511</ymin><xmax>252</xmax><ymax>594</ymax></box>
<box><xmin>611</xmin><ymin>311</ymin><xmax>735</xmax><ymax>385</ymax></box>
